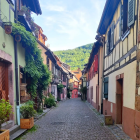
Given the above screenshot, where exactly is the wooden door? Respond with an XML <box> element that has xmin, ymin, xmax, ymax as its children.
<box><xmin>0</xmin><ymin>62</ymin><xmax>8</xmax><ymax>100</ymax></box>
<box><xmin>96</xmin><ymin>85</ymin><xmax>99</xmax><ymax>111</ymax></box>
<box><xmin>116</xmin><ymin>79</ymin><xmax>123</xmax><ymax>124</ymax></box>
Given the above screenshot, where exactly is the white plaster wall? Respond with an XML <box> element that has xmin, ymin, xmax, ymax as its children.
<box><xmin>89</xmin><ymin>74</ymin><xmax>98</xmax><ymax>103</ymax></box>
<box><xmin>108</xmin><ymin>60</ymin><xmax>136</xmax><ymax>110</ymax></box>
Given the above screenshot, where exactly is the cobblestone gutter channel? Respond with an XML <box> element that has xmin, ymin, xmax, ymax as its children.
<box><xmin>85</xmin><ymin>101</ymin><xmax>132</xmax><ymax>140</ymax></box>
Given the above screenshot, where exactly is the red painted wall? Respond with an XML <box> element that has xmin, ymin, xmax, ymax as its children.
<box><xmin>71</xmin><ymin>89</ymin><xmax>78</xmax><ymax>98</ymax></box>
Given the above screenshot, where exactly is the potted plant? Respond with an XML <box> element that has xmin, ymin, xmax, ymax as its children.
<box><xmin>15</xmin><ymin>34</ymin><xmax>21</xmax><ymax>42</ymax></box>
<box><xmin>4</xmin><ymin>22</ymin><xmax>12</xmax><ymax>34</ymax></box>
<box><xmin>0</xmin><ymin>99</ymin><xmax>12</xmax><ymax>140</ymax></box>
<box><xmin>20</xmin><ymin>103</ymin><xmax>36</xmax><ymax>129</ymax></box>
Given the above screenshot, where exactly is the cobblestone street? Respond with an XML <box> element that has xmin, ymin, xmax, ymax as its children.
<box><xmin>22</xmin><ymin>98</ymin><xmax>118</xmax><ymax>140</ymax></box>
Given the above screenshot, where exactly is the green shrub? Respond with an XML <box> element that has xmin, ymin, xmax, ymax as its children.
<box><xmin>20</xmin><ymin>104</ymin><xmax>36</xmax><ymax>119</ymax></box>
<box><xmin>0</xmin><ymin>99</ymin><xmax>12</xmax><ymax>130</ymax></box>
<box><xmin>37</xmin><ymin>108</ymin><xmax>43</xmax><ymax>115</ymax></box>
<box><xmin>49</xmin><ymin>94</ymin><xmax>55</xmax><ymax>100</ymax></box>
<box><xmin>44</xmin><ymin>95</ymin><xmax>56</xmax><ymax>108</ymax></box>
<box><xmin>25</xmin><ymin>100</ymin><xmax>34</xmax><ymax>106</ymax></box>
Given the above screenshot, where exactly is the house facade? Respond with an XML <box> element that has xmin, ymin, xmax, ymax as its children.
<box><xmin>84</xmin><ymin>41</ymin><xmax>103</xmax><ymax>112</ymax></box>
<box><xmin>69</xmin><ymin>75</ymin><xmax>79</xmax><ymax>98</ymax></box>
<box><xmin>97</xmin><ymin>0</ymin><xmax>140</xmax><ymax>139</ymax></box>
<box><xmin>0</xmin><ymin>0</ymin><xmax>42</xmax><ymax>128</ymax></box>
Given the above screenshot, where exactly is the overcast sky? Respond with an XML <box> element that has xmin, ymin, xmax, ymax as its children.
<box><xmin>33</xmin><ymin>0</ymin><xmax>106</xmax><ymax>51</ymax></box>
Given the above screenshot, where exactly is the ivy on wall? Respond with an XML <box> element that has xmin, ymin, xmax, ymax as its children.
<box><xmin>12</xmin><ymin>23</ymin><xmax>51</xmax><ymax>98</ymax></box>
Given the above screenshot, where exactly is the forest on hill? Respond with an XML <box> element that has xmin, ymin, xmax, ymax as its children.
<box><xmin>54</xmin><ymin>43</ymin><xmax>93</xmax><ymax>70</ymax></box>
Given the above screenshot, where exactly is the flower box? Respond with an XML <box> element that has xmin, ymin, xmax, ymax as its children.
<box><xmin>0</xmin><ymin>129</ymin><xmax>9</xmax><ymax>140</ymax></box>
<box><xmin>20</xmin><ymin>117</ymin><xmax>34</xmax><ymax>129</ymax></box>
<box><xmin>4</xmin><ymin>25</ymin><xmax>12</xmax><ymax>34</ymax></box>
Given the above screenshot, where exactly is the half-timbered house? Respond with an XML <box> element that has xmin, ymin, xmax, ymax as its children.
<box><xmin>97</xmin><ymin>0</ymin><xmax>140</xmax><ymax>139</ymax></box>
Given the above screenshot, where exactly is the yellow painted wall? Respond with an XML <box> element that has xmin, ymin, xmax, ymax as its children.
<box><xmin>104</xmin><ymin>0</ymin><xmax>137</xmax><ymax>71</ymax></box>
<box><xmin>99</xmin><ymin>47</ymin><xmax>103</xmax><ymax>107</ymax></box>
<box><xmin>103</xmin><ymin>0</ymin><xmax>137</xmax><ymax>111</ymax></box>
<box><xmin>108</xmin><ymin>60</ymin><xmax>136</xmax><ymax>110</ymax></box>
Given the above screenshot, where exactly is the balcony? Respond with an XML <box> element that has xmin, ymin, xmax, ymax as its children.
<box><xmin>18</xmin><ymin>6</ymin><xmax>38</xmax><ymax>35</ymax></box>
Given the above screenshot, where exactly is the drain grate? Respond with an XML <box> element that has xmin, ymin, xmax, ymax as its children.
<box><xmin>51</xmin><ymin>122</ymin><xmax>65</xmax><ymax>125</ymax></box>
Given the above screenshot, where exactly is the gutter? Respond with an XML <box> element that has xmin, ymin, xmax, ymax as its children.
<box><xmin>101</xmin><ymin>36</ymin><xmax>105</xmax><ymax>114</ymax></box>
<box><xmin>14</xmin><ymin>0</ymin><xmax>20</xmax><ymax>125</ymax></box>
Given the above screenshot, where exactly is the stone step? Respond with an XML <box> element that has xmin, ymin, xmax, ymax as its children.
<box><xmin>10</xmin><ymin>129</ymin><xmax>27</xmax><ymax>140</ymax></box>
<box><xmin>9</xmin><ymin>125</ymin><xmax>20</xmax><ymax>135</ymax></box>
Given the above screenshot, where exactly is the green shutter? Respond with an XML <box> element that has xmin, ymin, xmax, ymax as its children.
<box><xmin>110</xmin><ymin>22</ymin><xmax>115</xmax><ymax>50</ymax></box>
<box><xmin>128</xmin><ymin>0</ymin><xmax>135</xmax><ymax>27</ymax></box>
<box><xmin>104</xmin><ymin>77</ymin><xmax>109</xmax><ymax>99</ymax></box>
<box><xmin>106</xmin><ymin>32</ymin><xmax>109</xmax><ymax>55</ymax></box>
<box><xmin>119</xmin><ymin>2</ymin><xmax>123</xmax><ymax>37</ymax></box>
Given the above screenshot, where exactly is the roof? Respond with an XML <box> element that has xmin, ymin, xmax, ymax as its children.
<box><xmin>37</xmin><ymin>40</ymin><xmax>48</xmax><ymax>50</ymax></box>
<box><xmin>86</xmin><ymin>41</ymin><xmax>103</xmax><ymax>70</ymax></box>
<box><xmin>42</xmin><ymin>34</ymin><xmax>47</xmax><ymax>40</ymax></box>
<box><xmin>61</xmin><ymin>65</ymin><xmax>69</xmax><ymax>75</ymax></box>
<box><xmin>97</xmin><ymin>0</ymin><xmax>120</xmax><ymax>34</ymax></box>
<box><xmin>45</xmin><ymin>49</ymin><xmax>57</xmax><ymax>64</ymax></box>
<box><xmin>34</xmin><ymin>23</ymin><xmax>43</xmax><ymax>32</ymax></box>
<box><xmin>72</xmin><ymin>68</ymin><xmax>82</xmax><ymax>82</ymax></box>
<box><xmin>24</xmin><ymin>0</ymin><xmax>42</xmax><ymax>15</ymax></box>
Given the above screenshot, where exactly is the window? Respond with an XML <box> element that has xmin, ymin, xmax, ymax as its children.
<box><xmin>106</xmin><ymin>22</ymin><xmax>114</xmax><ymax>55</ymax></box>
<box><xmin>104</xmin><ymin>77</ymin><xmax>109</xmax><ymax>99</ymax></box>
<box><xmin>123</xmin><ymin>0</ymin><xmax>128</xmax><ymax>33</ymax></box>
<box><xmin>47</xmin><ymin>57</ymin><xmax>49</xmax><ymax>70</ymax></box>
<box><xmin>120</xmin><ymin>0</ymin><xmax>135</xmax><ymax>36</ymax></box>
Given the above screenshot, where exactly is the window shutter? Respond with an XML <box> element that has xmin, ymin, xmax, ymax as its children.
<box><xmin>119</xmin><ymin>2</ymin><xmax>123</xmax><ymax>37</ymax></box>
<box><xmin>104</xmin><ymin>77</ymin><xmax>109</xmax><ymax>99</ymax></box>
<box><xmin>110</xmin><ymin>22</ymin><xmax>115</xmax><ymax>50</ymax></box>
<box><xmin>106</xmin><ymin>32</ymin><xmax>109</xmax><ymax>55</ymax></box>
<box><xmin>128</xmin><ymin>0</ymin><xmax>135</xmax><ymax>27</ymax></box>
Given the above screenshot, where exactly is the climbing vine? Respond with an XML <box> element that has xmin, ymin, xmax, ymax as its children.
<box><xmin>12</xmin><ymin>23</ymin><xmax>51</xmax><ymax>98</ymax></box>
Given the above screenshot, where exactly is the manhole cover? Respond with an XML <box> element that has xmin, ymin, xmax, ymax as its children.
<box><xmin>51</xmin><ymin>122</ymin><xmax>65</xmax><ymax>125</ymax></box>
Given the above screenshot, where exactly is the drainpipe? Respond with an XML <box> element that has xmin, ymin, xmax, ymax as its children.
<box><xmin>101</xmin><ymin>36</ymin><xmax>105</xmax><ymax>114</ymax></box>
<box><xmin>14</xmin><ymin>0</ymin><xmax>20</xmax><ymax>125</ymax></box>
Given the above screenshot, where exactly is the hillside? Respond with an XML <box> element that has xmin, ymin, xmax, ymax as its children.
<box><xmin>54</xmin><ymin>43</ymin><xmax>93</xmax><ymax>70</ymax></box>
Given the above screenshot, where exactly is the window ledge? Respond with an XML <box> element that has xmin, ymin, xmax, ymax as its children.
<box><xmin>121</xmin><ymin>29</ymin><xmax>130</xmax><ymax>41</ymax></box>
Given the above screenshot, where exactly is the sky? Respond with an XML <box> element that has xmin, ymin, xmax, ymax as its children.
<box><xmin>33</xmin><ymin>0</ymin><xmax>106</xmax><ymax>51</ymax></box>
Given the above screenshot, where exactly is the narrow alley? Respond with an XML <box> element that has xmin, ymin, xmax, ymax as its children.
<box><xmin>21</xmin><ymin>98</ymin><xmax>117</xmax><ymax>140</ymax></box>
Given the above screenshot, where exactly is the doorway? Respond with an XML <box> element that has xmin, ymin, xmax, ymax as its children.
<box><xmin>96</xmin><ymin>85</ymin><xmax>99</xmax><ymax>111</ymax></box>
<box><xmin>116</xmin><ymin>77</ymin><xmax>123</xmax><ymax>124</ymax></box>
<box><xmin>90</xmin><ymin>87</ymin><xmax>93</xmax><ymax>104</ymax></box>
<box><xmin>0</xmin><ymin>62</ymin><xmax>8</xmax><ymax>100</ymax></box>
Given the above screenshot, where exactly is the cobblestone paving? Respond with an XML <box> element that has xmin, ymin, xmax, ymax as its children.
<box><xmin>22</xmin><ymin>98</ymin><xmax>118</xmax><ymax>140</ymax></box>
<box><xmin>86</xmin><ymin>101</ymin><xmax>132</xmax><ymax>140</ymax></box>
